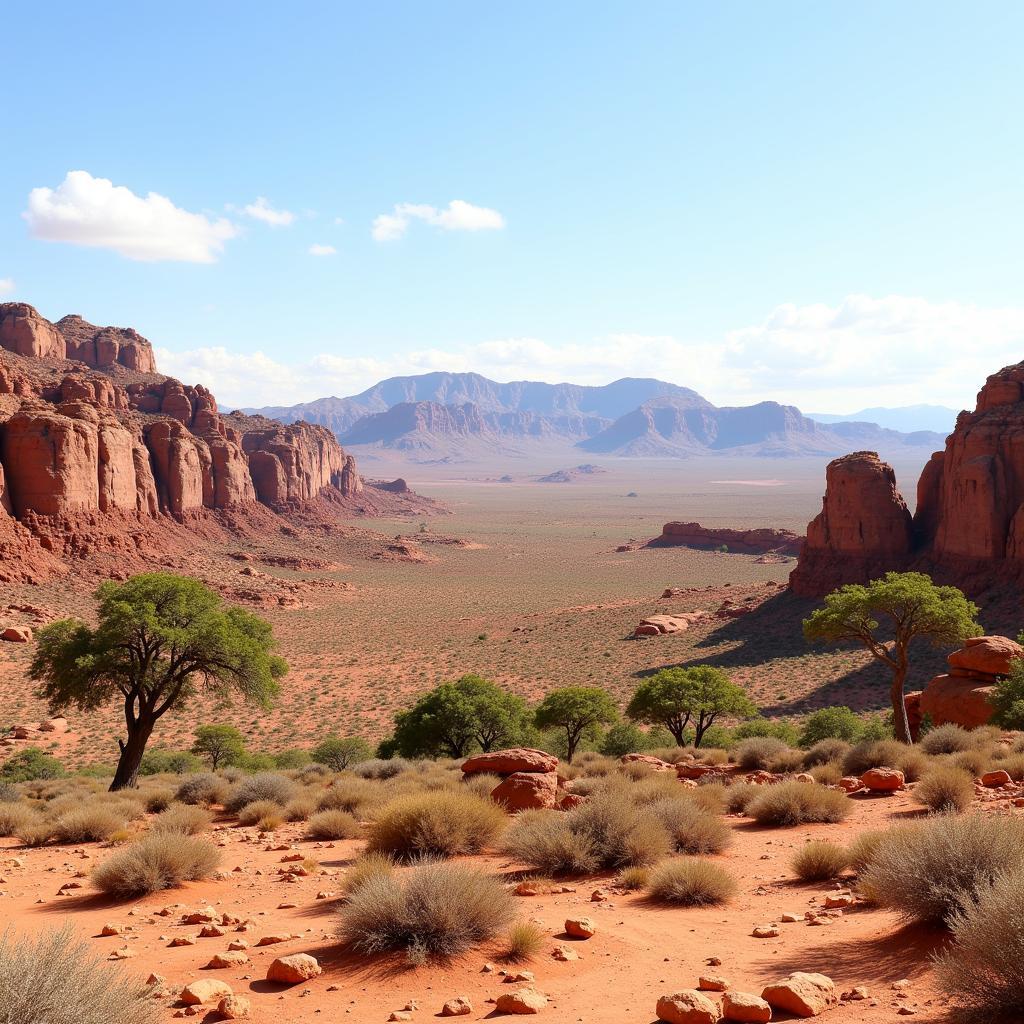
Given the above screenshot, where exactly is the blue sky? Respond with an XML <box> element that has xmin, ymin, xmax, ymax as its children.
<box><xmin>3</xmin><ymin>2</ymin><xmax>1023</xmax><ymax>410</ymax></box>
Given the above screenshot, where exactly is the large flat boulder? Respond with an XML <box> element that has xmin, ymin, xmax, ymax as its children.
<box><xmin>919</xmin><ymin>674</ymin><xmax>996</xmax><ymax>729</ymax></box>
<box><xmin>948</xmin><ymin>635</ymin><xmax>1023</xmax><ymax>677</ymax></box>
<box><xmin>462</xmin><ymin>748</ymin><xmax>558</xmax><ymax>775</ymax></box>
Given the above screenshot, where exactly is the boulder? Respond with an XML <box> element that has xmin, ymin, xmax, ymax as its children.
<box><xmin>440</xmin><ymin>996</ymin><xmax>472</xmax><ymax>1016</ymax></box>
<box><xmin>982</xmin><ymin>769</ymin><xmax>1012</xmax><ymax>787</ymax></box>
<box><xmin>919</xmin><ymin>675</ymin><xmax>996</xmax><ymax>729</ymax></box>
<box><xmin>948</xmin><ymin>635</ymin><xmax>1023</xmax><ymax>677</ymax></box>
<box><xmin>217</xmin><ymin>995</ymin><xmax>251</xmax><ymax>1019</ymax></box>
<box><xmin>1</xmin><ymin>627</ymin><xmax>31</xmax><ymax>642</ymax></box>
<box><xmin>655</xmin><ymin>989</ymin><xmax>720</xmax><ymax>1024</ymax></box>
<box><xmin>620</xmin><ymin>753</ymin><xmax>675</xmax><ymax>771</ymax></box>
<box><xmin>491</xmin><ymin>771</ymin><xmax>559</xmax><ymax>811</ymax></box>
<box><xmin>761</xmin><ymin>973</ymin><xmax>837</xmax><ymax>1017</ymax></box>
<box><xmin>564</xmin><ymin>917</ymin><xmax>596</xmax><ymax>938</ymax></box>
<box><xmin>266</xmin><ymin>953</ymin><xmax>322</xmax><ymax>984</ymax></box>
<box><xmin>462</xmin><ymin>748</ymin><xmax>558</xmax><ymax>775</ymax></box>
<box><xmin>722</xmin><ymin>991</ymin><xmax>773</xmax><ymax>1023</ymax></box>
<box><xmin>860</xmin><ymin>768</ymin><xmax>905</xmax><ymax>792</ymax></box>
<box><xmin>180</xmin><ymin>979</ymin><xmax>233</xmax><ymax>1006</ymax></box>
<box><xmin>495</xmin><ymin>987</ymin><xmax>548</xmax><ymax>1014</ymax></box>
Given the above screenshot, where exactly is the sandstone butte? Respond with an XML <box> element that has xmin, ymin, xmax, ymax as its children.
<box><xmin>0</xmin><ymin>302</ymin><xmax>425</xmax><ymax>584</ymax></box>
<box><xmin>649</xmin><ymin>521</ymin><xmax>804</xmax><ymax>555</ymax></box>
<box><xmin>790</xmin><ymin>358</ymin><xmax>1024</xmax><ymax>596</ymax></box>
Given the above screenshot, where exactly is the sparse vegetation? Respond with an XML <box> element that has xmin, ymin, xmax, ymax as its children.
<box><xmin>366</xmin><ymin>790</ymin><xmax>505</xmax><ymax>859</ymax></box>
<box><xmin>748</xmin><ymin>780</ymin><xmax>851</xmax><ymax>826</ymax></box>
<box><xmin>504</xmin><ymin>921</ymin><xmax>546</xmax><ymax>962</ymax></box>
<box><xmin>306</xmin><ymin>809</ymin><xmax>362</xmax><ymax>840</ymax></box>
<box><xmin>646</xmin><ymin>858</ymin><xmax>736</xmax><ymax>905</ymax></box>
<box><xmin>913</xmin><ymin>764</ymin><xmax>975</xmax><ymax>813</ymax></box>
<box><xmin>791</xmin><ymin>840</ymin><xmax>849</xmax><ymax>881</ymax></box>
<box><xmin>92</xmin><ymin>833</ymin><xmax>221</xmax><ymax>897</ymax></box>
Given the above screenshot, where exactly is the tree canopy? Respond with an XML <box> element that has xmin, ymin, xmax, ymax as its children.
<box><xmin>803</xmin><ymin>571</ymin><xmax>981</xmax><ymax>744</ymax></box>
<box><xmin>191</xmin><ymin>724</ymin><xmax>247</xmax><ymax>770</ymax></box>
<box><xmin>312</xmin><ymin>735</ymin><xmax>373</xmax><ymax>771</ymax></box>
<box><xmin>390</xmin><ymin>674</ymin><xmax>530</xmax><ymax>759</ymax></box>
<box><xmin>534</xmin><ymin>686</ymin><xmax>618</xmax><ymax>761</ymax></box>
<box><xmin>31</xmin><ymin>573</ymin><xmax>287</xmax><ymax>790</ymax></box>
<box><xmin>626</xmin><ymin>666</ymin><xmax>756</xmax><ymax>747</ymax></box>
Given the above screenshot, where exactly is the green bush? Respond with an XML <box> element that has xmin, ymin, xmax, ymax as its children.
<box><xmin>312</xmin><ymin>736</ymin><xmax>373</xmax><ymax>771</ymax></box>
<box><xmin>798</xmin><ymin>706</ymin><xmax>864</xmax><ymax>747</ymax></box>
<box><xmin>138</xmin><ymin>749</ymin><xmax>201</xmax><ymax>776</ymax></box>
<box><xmin>1</xmin><ymin>748</ymin><xmax>65</xmax><ymax>783</ymax></box>
<box><xmin>733</xmin><ymin>717</ymin><xmax>800</xmax><ymax>746</ymax></box>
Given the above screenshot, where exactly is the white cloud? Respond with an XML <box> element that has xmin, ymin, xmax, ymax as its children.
<box><xmin>24</xmin><ymin>171</ymin><xmax>237</xmax><ymax>263</ymax></box>
<box><xmin>372</xmin><ymin>199</ymin><xmax>505</xmax><ymax>241</ymax></box>
<box><xmin>242</xmin><ymin>196</ymin><xmax>295</xmax><ymax>227</ymax></box>
<box><xmin>308</xmin><ymin>243</ymin><xmax>337</xmax><ymax>256</ymax></box>
<box><xmin>0</xmin><ymin>278</ymin><xmax>14</xmax><ymax>297</ymax></box>
<box><xmin>155</xmin><ymin>294</ymin><xmax>1024</xmax><ymax>413</ymax></box>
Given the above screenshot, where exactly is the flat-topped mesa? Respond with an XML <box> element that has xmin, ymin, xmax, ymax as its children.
<box><xmin>56</xmin><ymin>314</ymin><xmax>157</xmax><ymax>374</ymax></box>
<box><xmin>650</xmin><ymin>521</ymin><xmax>804</xmax><ymax>555</ymax></box>
<box><xmin>789</xmin><ymin>451</ymin><xmax>913</xmax><ymax>596</ymax></box>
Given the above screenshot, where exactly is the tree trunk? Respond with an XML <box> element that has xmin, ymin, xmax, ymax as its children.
<box><xmin>890</xmin><ymin>666</ymin><xmax>912</xmax><ymax>745</ymax></box>
<box><xmin>110</xmin><ymin>719</ymin><xmax>155</xmax><ymax>791</ymax></box>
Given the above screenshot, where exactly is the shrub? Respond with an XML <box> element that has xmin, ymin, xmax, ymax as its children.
<box><xmin>52</xmin><ymin>806</ymin><xmax>125</xmax><ymax>844</ymax></box>
<box><xmin>920</xmin><ymin>723</ymin><xmax>975</xmax><ymax>755</ymax></box>
<box><xmin>733</xmin><ymin>737</ymin><xmax>787</xmax><ymax>771</ymax></box>
<box><xmin>748</xmin><ymin>780</ymin><xmax>851</xmax><ymax>827</ymax></box>
<box><xmin>732</xmin><ymin>717</ymin><xmax>800</xmax><ymax>746</ymax></box>
<box><xmin>503</xmin><ymin>793</ymin><xmax>668</xmax><ymax>874</ymax></box>
<box><xmin>462</xmin><ymin>772</ymin><xmax>501</xmax><ymax>799</ymax></box>
<box><xmin>798</xmin><ymin>706</ymin><xmax>864</xmax><ymax>747</ymax></box>
<box><xmin>174</xmin><ymin>773</ymin><xmax>228</xmax><ymax>806</ymax></box>
<box><xmin>342</xmin><ymin>852</ymin><xmax>395</xmax><ymax>896</ymax></box>
<box><xmin>15</xmin><ymin>818</ymin><xmax>54</xmax><ymax>847</ymax></box>
<box><xmin>139</xmin><ymin>749</ymin><xmax>201</xmax><ymax>776</ymax></box>
<box><xmin>809</xmin><ymin>762</ymin><xmax>843</xmax><ymax>786</ymax></box>
<box><xmin>306</xmin><ymin>809</ymin><xmax>362</xmax><ymax>840</ymax></box>
<box><xmin>0</xmin><ymin>923</ymin><xmax>153</xmax><ymax>1024</ymax></box>
<box><xmin>317</xmin><ymin>778</ymin><xmax>382</xmax><ymax>816</ymax></box>
<box><xmin>616</xmin><ymin>865</ymin><xmax>651</xmax><ymax>890</ymax></box>
<box><xmin>791</xmin><ymin>841</ymin><xmax>849</xmax><ymax>881</ymax></box>
<box><xmin>0</xmin><ymin>748</ymin><xmax>65</xmax><ymax>783</ymax></box>
<box><xmin>913</xmin><ymin>765</ymin><xmax>975</xmax><ymax>814</ymax></box>
<box><xmin>846</xmin><ymin>829</ymin><xmax>887</xmax><ymax>873</ymax></box>
<box><xmin>860</xmin><ymin>814</ymin><xmax>1024</xmax><ymax>924</ymax></box>
<box><xmin>934</xmin><ymin>867</ymin><xmax>1024</xmax><ymax>1016</ymax></box>
<box><xmin>224</xmin><ymin>772</ymin><xmax>296</xmax><ymax>813</ymax></box>
<box><xmin>991</xmin><ymin>752</ymin><xmax>1024</xmax><ymax>781</ymax></box>
<box><xmin>283</xmin><ymin>794</ymin><xmax>318</xmax><ymax>821</ymax></box>
<box><xmin>312</xmin><ymin>736</ymin><xmax>373</xmax><ymax>772</ymax></box>
<box><xmin>600</xmin><ymin>721</ymin><xmax>658</xmax><ymax>756</ymax></box>
<box><xmin>141</xmin><ymin>787</ymin><xmax>175</xmax><ymax>813</ymax></box>
<box><xmin>338</xmin><ymin>861</ymin><xmax>514</xmax><ymax>963</ymax></box>
<box><xmin>0</xmin><ymin>802</ymin><xmax>38</xmax><ymax>837</ymax></box>
<box><xmin>504</xmin><ymin>921</ymin><xmax>546</xmax><ymax>962</ymax></box>
<box><xmin>646</xmin><ymin>858</ymin><xmax>736</xmax><ymax>905</ymax></box>
<box><xmin>651</xmin><ymin>798</ymin><xmax>732</xmax><ymax>854</ymax></box>
<box><xmin>236</xmin><ymin>799</ymin><xmax>284</xmax><ymax>830</ymax></box>
<box><xmin>366</xmin><ymin>791</ymin><xmax>505</xmax><ymax>860</ymax></box>
<box><xmin>768</xmin><ymin>748</ymin><xmax>807</xmax><ymax>773</ymax></box>
<box><xmin>150</xmin><ymin>804</ymin><xmax>212</xmax><ymax>835</ymax></box>
<box><xmin>353</xmin><ymin>758</ymin><xmax>411</xmax><ymax>780</ymax></box>
<box><xmin>950</xmin><ymin>748</ymin><xmax>988</xmax><ymax>777</ymax></box>
<box><xmin>92</xmin><ymin>834</ymin><xmax>221</xmax><ymax>897</ymax></box>
<box><xmin>842</xmin><ymin>739</ymin><xmax>927</xmax><ymax>782</ymax></box>
<box><xmin>723</xmin><ymin>782</ymin><xmax>760</xmax><ymax>814</ymax></box>
<box><xmin>802</xmin><ymin>738</ymin><xmax>851</xmax><ymax>768</ymax></box>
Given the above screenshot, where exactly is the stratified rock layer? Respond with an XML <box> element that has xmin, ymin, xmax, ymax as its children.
<box><xmin>651</xmin><ymin>522</ymin><xmax>804</xmax><ymax>555</ymax></box>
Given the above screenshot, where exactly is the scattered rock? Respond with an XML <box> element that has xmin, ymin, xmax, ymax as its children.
<box><xmin>722</xmin><ymin>991</ymin><xmax>773</xmax><ymax>1023</ymax></box>
<box><xmin>266</xmin><ymin>953</ymin><xmax>322</xmax><ymax>984</ymax></box>
<box><xmin>655</xmin><ymin>989</ymin><xmax>720</xmax><ymax>1024</ymax></box>
<box><xmin>762</xmin><ymin>972</ymin><xmax>837</xmax><ymax>1017</ymax></box>
<box><xmin>440</xmin><ymin>996</ymin><xmax>473</xmax><ymax>1016</ymax></box>
<box><xmin>218</xmin><ymin>995</ymin><xmax>251</xmax><ymax>1019</ymax></box>
<box><xmin>859</xmin><ymin>767</ymin><xmax>905</xmax><ymax>792</ymax></box>
<box><xmin>462</xmin><ymin>748</ymin><xmax>558</xmax><ymax>775</ymax></box>
<box><xmin>564</xmin><ymin>917</ymin><xmax>596</xmax><ymax>938</ymax></box>
<box><xmin>495</xmin><ymin>987</ymin><xmax>548</xmax><ymax>1014</ymax></box>
<box><xmin>180</xmin><ymin>979</ymin><xmax>233</xmax><ymax>1006</ymax></box>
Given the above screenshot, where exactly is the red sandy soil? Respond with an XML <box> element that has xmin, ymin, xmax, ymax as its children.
<box><xmin>0</xmin><ymin>789</ymin><xmax>961</xmax><ymax>1023</ymax></box>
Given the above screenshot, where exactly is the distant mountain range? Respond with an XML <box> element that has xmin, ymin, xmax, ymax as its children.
<box><xmin>807</xmin><ymin>404</ymin><xmax>958</xmax><ymax>435</ymax></box>
<box><xmin>243</xmin><ymin>372</ymin><xmax>948</xmax><ymax>461</ymax></box>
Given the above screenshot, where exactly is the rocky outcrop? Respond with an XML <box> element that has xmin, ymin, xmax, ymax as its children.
<box><xmin>650</xmin><ymin>521</ymin><xmax>804</xmax><ymax>555</ymax></box>
<box><xmin>0</xmin><ymin>302</ymin><xmax>420</xmax><ymax>583</ymax></box>
<box><xmin>793</xmin><ymin>361</ymin><xmax>1024</xmax><ymax>595</ymax></box>
<box><xmin>789</xmin><ymin>451</ymin><xmax>914</xmax><ymax>595</ymax></box>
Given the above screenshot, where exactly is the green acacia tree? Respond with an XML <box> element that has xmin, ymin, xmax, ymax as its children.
<box><xmin>534</xmin><ymin>686</ymin><xmax>618</xmax><ymax>762</ymax></box>
<box><xmin>191</xmin><ymin>724</ymin><xmax>247</xmax><ymax>770</ymax></box>
<box><xmin>626</xmin><ymin>666</ymin><xmax>756</xmax><ymax>747</ymax></box>
<box><xmin>391</xmin><ymin>674</ymin><xmax>530</xmax><ymax>759</ymax></box>
<box><xmin>804</xmin><ymin>572</ymin><xmax>982</xmax><ymax>745</ymax></box>
<box><xmin>312</xmin><ymin>735</ymin><xmax>373</xmax><ymax>771</ymax></box>
<box><xmin>31</xmin><ymin>573</ymin><xmax>287</xmax><ymax>791</ymax></box>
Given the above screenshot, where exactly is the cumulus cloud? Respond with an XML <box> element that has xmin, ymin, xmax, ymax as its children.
<box><xmin>372</xmin><ymin>199</ymin><xmax>505</xmax><ymax>241</ymax></box>
<box><xmin>155</xmin><ymin>294</ymin><xmax>1024</xmax><ymax>412</ymax></box>
<box><xmin>0</xmin><ymin>278</ymin><xmax>14</xmax><ymax>297</ymax></box>
<box><xmin>24</xmin><ymin>171</ymin><xmax>237</xmax><ymax>263</ymax></box>
<box><xmin>308</xmin><ymin>243</ymin><xmax>337</xmax><ymax>256</ymax></box>
<box><xmin>242</xmin><ymin>196</ymin><xmax>295</xmax><ymax>227</ymax></box>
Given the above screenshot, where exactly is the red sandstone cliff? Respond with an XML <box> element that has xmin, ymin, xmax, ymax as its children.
<box><xmin>650</xmin><ymin>522</ymin><xmax>804</xmax><ymax>555</ymax></box>
<box><xmin>791</xmin><ymin>361</ymin><xmax>1024</xmax><ymax>596</ymax></box>
<box><xmin>0</xmin><ymin>303</ymin><xmax>400</xmax><ymax>584</ymax></box>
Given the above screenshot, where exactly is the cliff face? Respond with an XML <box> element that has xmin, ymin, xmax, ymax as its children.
<box><xmin>0</xmin><ymin>303</ymin><xmax>365</xmax><ymax>582</ymax></box>
<box><xmin>791</xmin><ymin>361</ymin><xmax>1024</xmax><ymax>596</ymax></box>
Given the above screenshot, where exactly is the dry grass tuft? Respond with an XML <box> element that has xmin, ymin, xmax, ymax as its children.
<box><xmin>224</xmin><ymin>773</ymin><xmax>296</xmax><ymax>813</ymax></box>
<box><xmin>342</xmin><ymin>852</ymin><xmax>395</xmax><ymax>897</ymax></box>
<box><xmin>366</xmin><ymin>791</ymin><xmax>505</xmax><ymax>860</ymax></box>
<box><xmin>52</xmin><ymin>806</ymin><xmax>125</xmax><ymax>844</ymax></box>
<box><xmin>791</xmin><ymin>840</ymin><xmax>850</xmax><ymax>881</ymax></box>
<box><xmin>174</xmin><ymin>774</ymin><xmax>228</xmax><ymax>807</ymax></box>
<box><xmin>651</xmin><ymin>798</ymin><xmax>732</xmax><ymax>855</ymax></box>
<box><xmin>748</xmin><ymin>780</ymin><xmax>850</xmax><ymax>827</ymax></box>
<box><xmin>92</xmin><ymin>833</ymin><xmax>221</xmax><ymax>898</ymax></box>
<box><xmin>646</xmin><ymin>858</ymin><xmax>737</xmax><ymax>905</ymax></box>
<box><xmin>734</xmin><ymin>738</ymin><xmax>788</xmax><ymax>771</ymax></box>
<box><xmin>504</xmin><ymin>921</ymin><xmax>546</xmax><ymax>962</ymax></box>
<box><xmin>150</xmin><ymin>804</ymin><xmax>212</xmax><ymax>836</ymax></box>
<box><xmin>306</xmin><ymin>809</ymin><xmax>362</xmax><ymax>840</ymax></box>
<box><xmin>913</xmin><ymin>765</ymin><xmax>975</xmax><ymax>814</ymax></box>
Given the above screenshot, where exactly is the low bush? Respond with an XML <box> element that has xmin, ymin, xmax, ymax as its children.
<box><xmin>991</xmin><ymin>752</ymin><xmax>1024</xmax><ymax>781</ymax></box>
<box><xmin>141</xmin><ymin>787</ymin><xmax>175</xmax><ymax>813</ymax></box>
<box><xmin>798</xmin><ymin>706</ymin><xmax>864</xmax><ymax>747</ymax></box>
<box><xmin>913</xmin><ymin>765</ymin><xmax>975</xmax><ymax>814</ymax></box>
<box><xmin>842</xmin><ymin>739</ymin><xmax>926</xmax><ymax>781</ymax></box>
<box><xmin>353</xmin><ymin>758</ymin><xmax>411</xmax><ymax>780</ymax></box>
<box><xmin>317</xmin><ymin>778</ymin><xmax>382</xmax><ymax>816</ymax></box>
<box><xmin>461</xmin><ymin>772</ymin><xmax>501</xmax><ymax>799</ymax></box>
<box><xmin>949</xmin><ymin>748</ymin><xmax>988</xmax><ymax>777</ymax></box>
<box><xmin>616</xmin><ymin>865</ymin><xmax>650</xmax><ymax>890</ymax></box>
<box><xmin>174</xmin><ymin>773</ymin><xmax>228</xmax><ymax>807</ymax></box>
<box><xmin>504</xmin><ymin>921</ymin><xmax>546</xmax><ymax>962</ymax></box>
<box><xmin>651</xmin><ymin>798</ymin><xmax>732</xmax><ymax>854</ymax></box>
<box><xmin>92</xmin><ymin>833</ymin><xmax>221</xmax><ymax>898</ymax></box>
<box><xmin>150</xmin><ymin>804</ymin><xmax>212</xmax><ymax>835</ymax></box>
<box><xmin>802</xmin><ymin>738</ymin><xmax>851</xmax><ymax>768</ymax></box>
<box><xmin>768</xmin><ymin>748</ymin><xmax>807</xmax><ymax>773</ymax></box>
<box><xmin>846</xmin><ymin>829</ymin><xmax>887</xmax><ymax>873</ymax></box>
<box><xmin>0</xmin><ymin>923</ymin><xmax>153</xmax><ymax>1024</ymax></box>
<box><xmin>733</xmin><ymin>738</ymin><xmax>787</xmax><ymax>771</ymax></box>
<box><xmin>366</xmin><ymin>791</ymin><xmax>505</xmax><ymax>860</ymax></box>
<box><xmin>306</xmin><ymin>809</ymin><xmax>362</xmax><ymax>840</ymax></box>
<box><xmin>283</xmin><ymin>794</ymin><xmax>317</xmax><ymax>822</ymax></box>
<box><xmin>791</xmin><ymin>840</ymin><xmax>849</xmax><ymax>881</ymax></box>
<box><xmin>0</xmin><ymin>748</ymin><xmax>65</xmax><ymax>783</ymax></box>
<box><xmin>860</xmin><ymin>814</ymin><xmax>1024</xmax><ymax>924</ymax></box>
<box><xmin>224</xmin><ymin>772</ymin><xmax>296</xmax><ymax>813</ymax></box>
<box><xmin>236</xmin><ymin>799</ymin><xmax>284</xmax><ymax>830</ymax></box>
<box><xmin>920</xmin><ymin>723</ymin><xmax>975</xmax><ymax>755</ymax></box>
<box><xmin>646</xmin><ymin>858</ymin><xmax>736</xmax><ymax>905</ymax></box>
<box><xmin>338</xmin><ymin>860</ymin><xmax>514</xmax><ymax>963</ymax></box>
<box><xmin>809</xmin><ymin>762</ymin><xmax>843</xmax><ymax>786</ymax></box>
<box><xmin>342</xmin><ymin>852</ymin><xmax>394</xmax><ymax>896</ymax></box>
<box><xmin>748</xmin><ymin>780</ymin><xmax>851</xmax><ymax>827</ymax></box>
<box><xmin>723</xmin><ymin>782</ymin><xmax>760</xmax><ymax>815</ymax></box>
<box><xmin>52</xmin><ymin>806</ymin><xmax>125</xmax><ymax>844</ymax></box>
<box><xmin>934</xmin><ymin>867</ymin><xmax>1024</xmax><ymax>1016</ymax></box>
<box><xmin>0</xmin><ymin>802</ymin><xmax>38</xmax><ymax>838</ymax></box>
<box><xmin>16</xmin><ymin>819</ymin><xmax>55</xmax><ymax>847</ymax></box>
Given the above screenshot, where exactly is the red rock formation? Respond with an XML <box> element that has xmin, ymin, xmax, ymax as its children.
<box><xmin>56</xmin><ymin>314</ymin><xmax>157</xmax><ymax>373</ymax></box>
<box><xmin>0</xmin><ymin>304</ymin><xmax>66</xmax><ymax>360</ymax></box>
<box><xmin>651</xmin><ymin>521</ymin><xmax>803</xmax><ymax>555</ymax></box>
<box><xmin>789</xmin><ymin>451</ymin><xmax>914</xmax><ymax>596</ymax></box>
